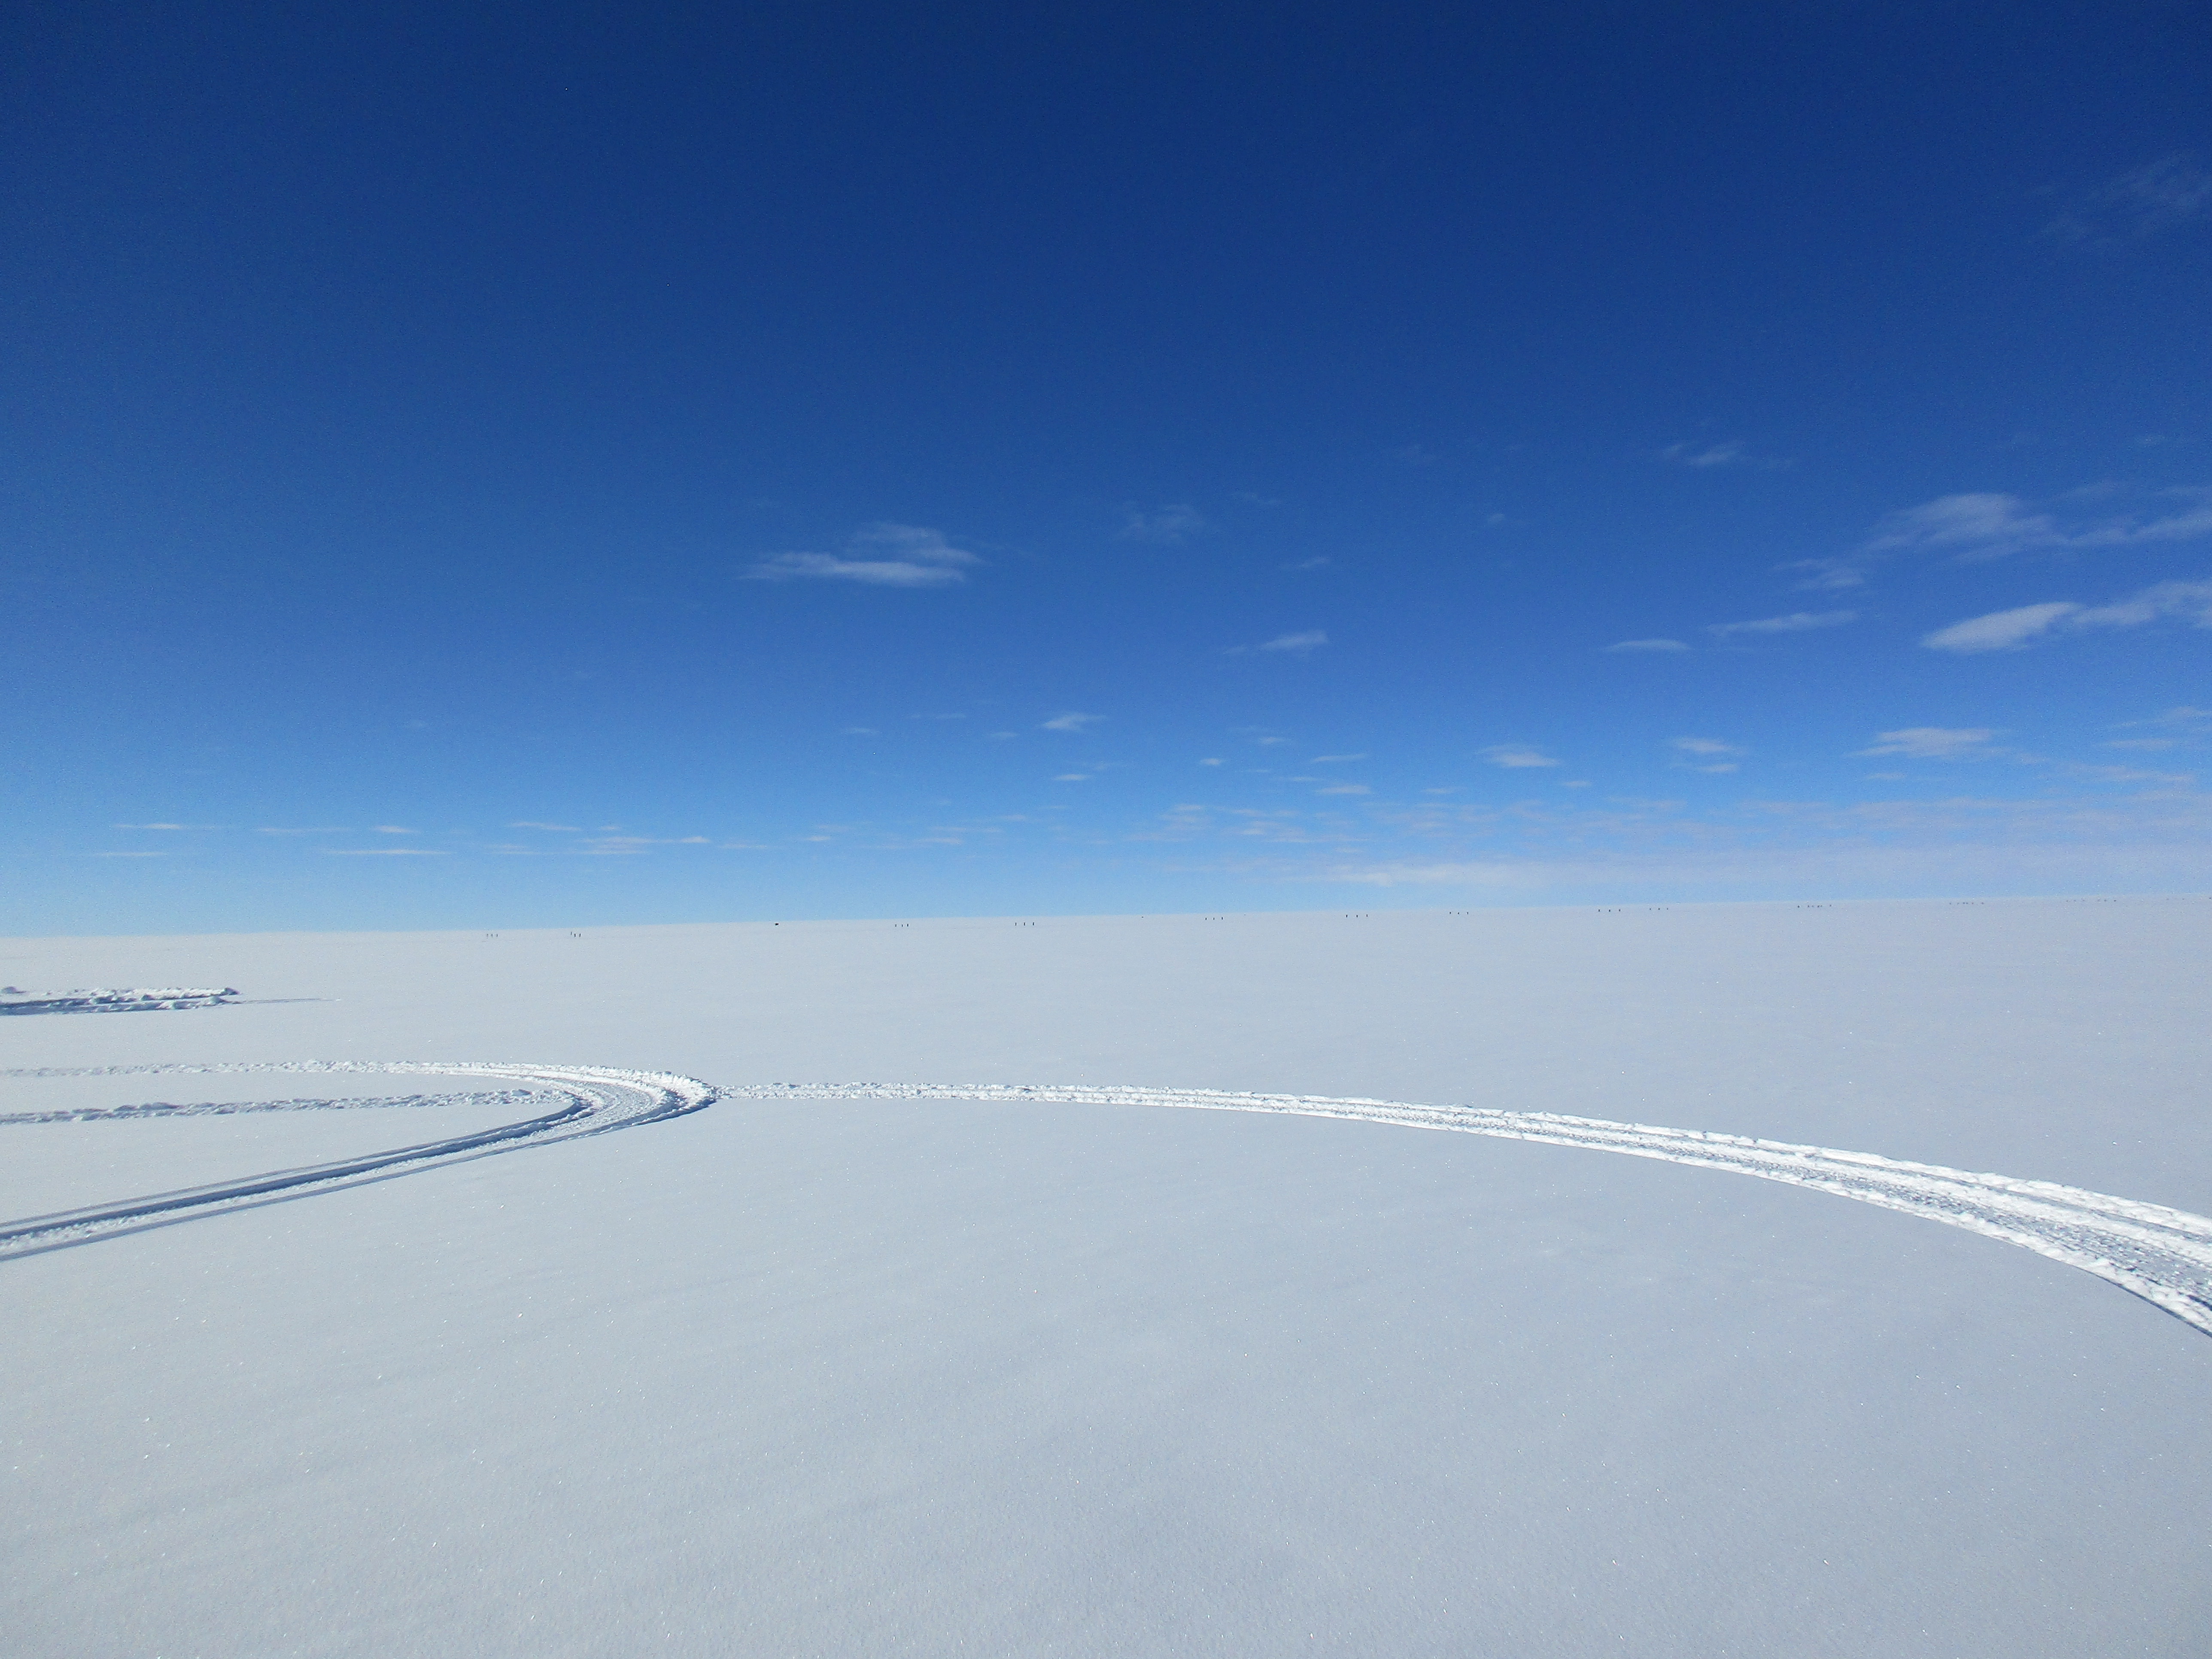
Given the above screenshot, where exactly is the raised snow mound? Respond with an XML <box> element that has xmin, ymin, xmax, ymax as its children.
<box><xmin>0</xmin><ymin>987</ymin><xmax>239</xmax><ymax>1016</ymax></box>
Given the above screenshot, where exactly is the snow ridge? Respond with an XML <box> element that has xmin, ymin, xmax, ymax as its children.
<box><xmin>0</xmin><ymin>987</ymin><xmax>238</xmax><ymax>1015</ymax></box>
<box><xmin>732</xmin><ymin>1082</ymin><xmax>2212</xmax><ymax>1338</ymax></box>
<box><xmin>0</xmin><ymin>1062</ymin><xmax>715</xmax><ymax>1258</ymax></box>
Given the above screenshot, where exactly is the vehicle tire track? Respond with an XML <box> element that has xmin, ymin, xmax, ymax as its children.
<box><xmin>731</xmin><ymin>1082</ymin><xmax>2212</xmax><ymax>1338</ymax></box>
<box><xmin>9</xmin><ymin>1069</ymin><xmax>2210</xmax><ymax>1342</ymax></box>
<box><xmin>0</xmin><ymin>1062</ymin><xmax>714</xmax><ymax>1258</ymax></box>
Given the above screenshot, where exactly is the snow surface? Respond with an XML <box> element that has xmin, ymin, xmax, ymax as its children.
<box><xmin>3</xmin><ymin>899</ymin><xmax>2210</xmax><ymax>1655</ymax></box>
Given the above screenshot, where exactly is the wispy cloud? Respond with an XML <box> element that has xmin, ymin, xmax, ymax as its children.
<box><xmin>1856</xmin><ymin>727</ymin><xmax>1999</xmax><ymax>760</ymax></box>
<box><xmin>1708</xmin><ymin>610</ymin><xmax>1856</xmax><ymax>638</ymax></box>
<box><xmin>1252</xmin><ymin>629</ymin><xmax>1328</xmax><ymax>655</ymax></box>
<box><xmin>579</xmin><ymin>834</ymin><xmax>714</xmax><ymax>855</ymax></box>
<box><xmin>1121</xmin><ymin>504</ymin><xmax>1206</xmax><ymax>544</ymax></box>
<box><xmin>326</xmin><ymin>848</ymin><xmax>451</xmax><ymax>856</ymax></box>
<box><xmin>1784</xmin><ymin>557</ymin><xmax>1868</xmax><ymax>592</ymax></box>
<box><xmin>1605</xmin><ymin>637</ymin><xmax>1690</xmax><ymax>653</ymax></box>
<box><xmin>372</xmin><ymin>825</ymin><xmax>417</xmax><ymax>835</ymax></box>
<box><xmin>1482</xmin><ymin>745</ymin><xmax>1562</xmax><ymax>769</ymax></box>
<box><xmin>2047</xmin><ymin>155</ymin><xmax>2212</xmax><ymax>246</ymax></box>
<box><xmin>1042</xmin><ymin>711</ymin><xmax>1104</xmax><ymax>732</ymax></box>
<box><xmin>113</xmin><ymin>822</ymin><xmax>201</xmax><ymax>831</ymax></box>
<box><xmin>746</xmin><ymin>523</ymin><xmax>981</xmax><ymax>587</ymax></box>
<box><xmin>1923</xmin><ymin>579</ymin><xmax>2212</xmax><ymax>653</ymax></box>
<box><xmin>507</xmin><ymin>821</ymin><xmax>580</xmax><ymax>832</ymax></box>
<box><xmin>1861</xmin><ymin>486</ymin><xmax>2211</xmax><ymax>580</ymax></box>
<box><xmin>1283</xmin><ymin>556</ymin><xmax>1331</xmax><ymax>570</ymax></box>
<box><xmin>1789</xmin><ymin>486</ymin><xmax>2212</xmax><ymax>591</ymax></box>
<box><xmin>1659</xmin><ymin>439</ymin><xmax>1789</xmax><ymax>470</ymax></box>
<box><xmin>258</xmin><ymin>826</ymin><xmax>350</xmax><ymax>835</ymax></box>
<box><xmin>1311</xmin><ymin>754</ymin><xmax>1366</xmax><ymax>763</ymax></box>
<box><xmin>1920</xmin><ymin>602</ymin><xmax>2081</xmax><ymax>653</ymax></box>
<box><xmin>1864</xmin><ymin>492</ymin><xmax>2067</xmax><ymax>559</ymax></box>
<box><xmin>1671</xmin><ymin>736</ymin><xmax>1745</xmax><ymax>773</ymax></box>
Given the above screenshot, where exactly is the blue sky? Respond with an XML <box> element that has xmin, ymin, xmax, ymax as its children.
<box><xmin>6</xmin><ymin>2</ymin><xmax>2211</xmax><ymax>933</ymax></box>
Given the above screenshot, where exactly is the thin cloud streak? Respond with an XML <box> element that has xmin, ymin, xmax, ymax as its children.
<box><xmin>1923</xmin><ymin>580</ymin><xmax>2212</xmax><ymax>653</ymax></box>
<box><xmin>1708</xmin><ymin>611</ymin><xmax>1856</xmax><ymax>638</ymax></box>
<box><xmin>746</xmin><ymin>523</ymin><xmax>982</xmax><ymax>587</ymax></box>
<box><xmin>1856</xmin><ymin>727</ymin><xmax>1998</xmax><ymax>760</ymax></box>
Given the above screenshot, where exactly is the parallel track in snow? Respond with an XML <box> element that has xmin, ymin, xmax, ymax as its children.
<box><xmin>6</xmin><ymin>1068</ymin><xmax>2209</xmax><ymax>1341</ymax></box>
<box><xmin>0</xmin><ymin>1062</ymin><xmax>714</xmax><ymax>1259</ymax></box>
<box><xmin>732</xmin><ymin>1083</ymin><xmax>2212</xmax><ymax>1338</ymax></box>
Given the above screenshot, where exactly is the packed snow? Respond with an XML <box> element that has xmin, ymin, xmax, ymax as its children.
<box><xmin>1</xmin><ymin>986</ymin><xmax>238</xmax><ymax>1015</ymax></box>
<box><xmin>4</xmin><ymin>899</ymin><xmax>2209</xmax><ymax>1655</ymax></box>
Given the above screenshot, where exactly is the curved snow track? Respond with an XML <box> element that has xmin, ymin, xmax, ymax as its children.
<box><xmin>732</xmin><ymin>1083</ymin><xmax>2212</xmax><ymax>1338</ymax></box>
<box><xmin>0</xmin><ymin>1062</ymin><xmax>715</xmax><ymax>1259</ymax></box>
<box><xmin>4</xmin><ymin>1068</ymin><xmax>2209</xmax><ymax>1339</ymax></box>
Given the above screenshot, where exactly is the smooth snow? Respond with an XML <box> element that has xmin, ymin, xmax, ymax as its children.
<box><xmin>4</xmin><ymin>899</ymin><xmax>2209</xmax><ymax>1657</ymax></box>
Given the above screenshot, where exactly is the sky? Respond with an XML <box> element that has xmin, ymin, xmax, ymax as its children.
<box><xmin>5</xmin><ymin>1</ymin><xmax>2211</xmax><ymax>934</ymax></box>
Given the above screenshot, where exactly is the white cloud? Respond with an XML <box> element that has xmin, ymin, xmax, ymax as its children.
<box><xmin>327</xmin><ymin>848</ymin><xmax>450</xmax><ymax>856</ymax></box>
<box><xmin>1605</xmin><ymin>638</ymin><xmax>1690</xmax><ymax>653</ymax></box>
<box><xmin>1312</xmin><ymin>754</ymin><xmax>1366</xmax><ymax>763</ymax></box>
<box><xmin>1708</xmin><ymin>610</ymin><xmax>1856</xmax><ymax>638</ymax></box>
<box><xmin>507</xmin><ymin>821</ymin><xmax>580</xmax><ymax>832</ymax></box>
<box><xmin>1920</xmin><ymin>602</ymin><xmax>2081</xmax><ymax>653</ymax></box>
<box><xmin>2075</xmin><ymin>578</ymin><xmax>2212</xmax><ymax>627</ymax></box>
<box><xmin>1662</xmin><ymin>440</ymin><xmax>1747</xmax><ymax>467</ymax></box>
<box><xmin>1283</xmin><ymin>556</ymin><xmax>1331</xmax><ymax>570</ymax></box>
<box><xmin>1198</xmin><ymin>757</ymin><xmax>1224</xmax><ymax>766</ymax></box>
<box><xmin>1052</xmin><ymin>774</ymin><xmax>1091</xmax><ymax>782</ymax></box>
<box><xmin>2047</xmin><ymin>155</ymin><xmax>2212</xmax><ymax>245</ymax></box>
<box><xmin>1318</xmin><ymin>783</ymin><xmax>1371</xmax><ymax>796</ymax></box>
<box><xmin>1865</xmin><ymin>493</ymin><xmax>2064</xmax><ymax>559</ymax></box>
<box><xmin>1658</xmin><ymin>439</ymin><xmax>1788</xmax><ymax>470</ymax></box>
<box><xmin>1256</xmin><ymin>630</ymin><xmax>1328</xmax><ymax>654</ymax></box>
<box><xmin>746</xmin><ymin>523</ymin><xmax>981</xmax><ymax>587</ymax></box>
<box><xmin>1783</xmin><ymin>558</ymin><xmax>1868</xmax><ymax>592</ymax></box>
<box><xmin>1923</xmin><ymin>580</ymin><xmax>2212</xmax><ymax>653</ymax></box>
<box><xmin>1121</xmin><ymin>504</ymin><xmax>1206</xmax><ymax>543</ymax></box>
<box><xmin>372</xmin><ymin>825</ymin><xmax>417</xmax><ymax>835</ymax></box>
<box><xmin>1670</xmin><ymin>737</ymin><xmax>1745</xmax><ymax>772</ymax></box>
<box><xmin>113</xmin><ymin>822</ymin><xmax>193</xmax><ymax>830</ymax></box>
<box><xmin>1871</xmin><ymin>489</ymin><xmax>2212</xmax><ymax>560</ymax></box>
<box><xmin>1798</xmin><ymin>486</ymin><xmax>2212</xmax><ymax>591</ymax></box>
<box><xmin>1482</xmin><ymin>745</ymin><xmax>1562</xmax><ymax>769</ymax></box>
<box><xmin>1042</xmin><ymin>711</ymin><xmax>1104</xmax><ymax>732</ymax></box>
<box><xmin>1856</xmin><ymin>727</ymin><xmax>1998</xmax><ymax>760</ymax></box>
